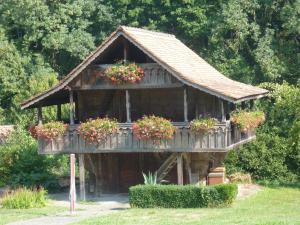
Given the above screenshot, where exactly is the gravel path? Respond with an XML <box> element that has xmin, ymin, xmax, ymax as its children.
<box><xmin>6</xmin><ymin>193</ymin><xmax>130</xmax><ymax>225</ymax></box>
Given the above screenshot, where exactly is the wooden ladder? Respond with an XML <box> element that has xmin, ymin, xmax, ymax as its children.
<box><xmin>157</xmin><ymin>153</ymin><xmax>181</xmax><ymax>182</ymax></box>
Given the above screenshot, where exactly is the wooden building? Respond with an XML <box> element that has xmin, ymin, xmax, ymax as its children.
<box><xmin>21</xmin><ymin>26</ymin><xmax>268</xmax><ymax>198</ymax></box>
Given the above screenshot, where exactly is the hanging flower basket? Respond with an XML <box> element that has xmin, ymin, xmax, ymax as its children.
<box><xmin>77</xmin><ymin>118</ymin><xmax>118</xmax><ymax>145</ymax></box>
<box><xmin>190</xmin><ymin>117</ymin><xmax>218</xmax><ymax>134</ymax></box>
<box><xmin>31</xmin><ymin>121</ymin><xmax>68</xmax><ymax>140</ymax></box>
<box><xmin>103</xmin><ymin>63</ymin><xmax>144</xmax><ymax>84</ymax></box>
<box><xmin>230</xmin><ymin>110</ymin><xmax>265</xmax><ymax>132</ymax></box>
<box><xmin>132</xmin><ymin>115</ymin><xmax>176</xmax><ymax>143</ymax></box>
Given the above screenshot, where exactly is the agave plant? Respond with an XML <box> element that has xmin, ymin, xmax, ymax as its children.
<box><xmin>142</xmin><ymin>171</ymin><xmax>158</xmax><ymax>185</ymax></box>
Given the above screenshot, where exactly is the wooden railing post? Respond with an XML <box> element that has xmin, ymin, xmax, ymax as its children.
<box><xmin>220</xmin><ymin>99</ymin><xmax>226</xmax><ymax>122</ymax></box>
<box><xmin>183</xmin><ymin>87</ymin><xmax>188</xmax><ymax>122</ymax></box>
<box><xmin>125</xmin><ymin>90</ymin><xmax>131</xmax><ymax>123</ymax></box>
<box><xmin>69</xmin><ymin>90</ymin><xmax>74</xmax><ymax>125</ymax></box>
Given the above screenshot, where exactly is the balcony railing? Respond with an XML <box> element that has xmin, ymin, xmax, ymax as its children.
<box><xmin>38</xmin><ymin>122</ymin><xmax>256</xmax><ymax>154</ymax></box>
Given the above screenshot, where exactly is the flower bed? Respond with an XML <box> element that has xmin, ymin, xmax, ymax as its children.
<box><xmin>190</xmin><ymin>117</ymin><xmax>217</xmax><ymax>134</ymax></box>
<box><xmin>30</xmin><ymin>122</ymin><xmax>67</xmax><ymax>140</ymax></box>
<box><xmin>230</xmin><ymin>110</ymin><xmax>265</xmax><ymax>132</ymax></box>
<box><xmin>132</xmin><ymin>115</ymin><xmax>176</xmax><ymax>143</ymax></box>
<box><xmin>103</xmin><ymin>63</ymin><xmax>144</xmax><ymax>84</ymax></box>
<box><xmin>77</xmin><ymin>118</ymin><xmax>118</xmax><ymax>144</ymax></box>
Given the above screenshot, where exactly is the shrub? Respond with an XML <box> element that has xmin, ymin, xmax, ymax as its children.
<box><xmin>190</xmin><ymin>117</ymin><xmax>217</xmax><ymax>134</ymax></box>
<box><xmin>132</xmin><ymin>115</ymin><xmax>176</xmax><ymax>143</ymax></box>
<box><xmin>103</xmin><ymin>63</ymin><xmax>144</xmax><ymax>84</ymax></box>
<box><xmin>1</xmin><ymin>187</ymin><xmax>47</xmax><ymax>209</ymax></box>
<box><xmin>230</xmin><ymin>110</ymin><xmax>265</xmax><ymax>132</ymax></box>
<box><xmin>129</xmin><ymin>184</ymin><xmax>238</xmax><ymax>208</ymax></box>
<box><xmin>78</xmin><ymin>118</ymin><xmax>118</xmax><ymax>144</ymax></box>
<box><xmin>31</xmin><ymin>121</ymin><xmax>68</xmax><ymax>140</ymax></box>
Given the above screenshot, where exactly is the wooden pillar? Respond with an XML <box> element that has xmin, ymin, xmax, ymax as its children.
<box><xmin>241</xmin><ymin>101</ymin><xmax>246</xmax><ymax>110</ymax></box>
<box><xmin>123</xmin><ymin>39</ymin><xmax>129</xmax><ymax>62</ymax></box>
<box><xmin>183</xmin><ymin>153</ymin><xmax>192</xmax><ymax>184</ymax></box>
<box><xmin>125</xmin><ymin>90</ymin><xmax>131</xmax><ymax>123</ymax></box>
<box><xmin>69</xmin><ymin>153</ymin><xmax>76</xmax><ymax>214</ymax></box>
<box><xmin>220</xmin><ymin>99</ymin><xmax>226</xmax><ymax>122</ymax></box>
<box><xmin>177</xmin><ymin>153</ymin><xmax>183</xmax><ymax>185</ymax></box>
<box><xmin>183</xmin><ymin>87</ymin><xmax>188</xmax><ymax>122</ymax></box>
<box><xmin>79</xmin><ymin>154</ymin><xmax>86</xmax><ymax>201</ymax></box>
<box><xmin>69</xmin><ymin>90</ymin><xmax>74</xmax><ymax>125</ymax></box>
<box><xmin>250</xmin><ymin>99</ymin><xmax>254</xmax><ymax>109</ymax></box>
<box><xmin>57</xmin><ymin>104</ymin><xmax>62</xmax><ymax>121</ymax></box>
<box><xmin>38</xmin><ymin>106</ymin><xmax>43</xmax><ymax>125</ymax></box>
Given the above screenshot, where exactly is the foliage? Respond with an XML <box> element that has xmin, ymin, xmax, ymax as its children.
<box><xmin>142</xmin><ymin>171</ymin><xmax>157</xmax><ymax>185</ymax></box>
<box><xmin>190</xmin><ymin>117</ymin><xmax>217</xmax><ymax>134</ymax></box>
<box><xmin>1</xmin><ymin>187</ymin><xmax>47</xmax><ymax>209</ymax></box>
<box><xmin>230</xmin><ymin>110</ymin><xmax>265</xmax><ymax>132</ymax></box>
<box><xmin>129</xmin><ymin>184</ymin><xmax>238</xmax><ymax>208</ymax></box>
<box><xmin>225</xmin><ymin>83</ymin><xmax>300</xmax><ymax>182</ymax></box>
<box><xmin>103</xmin><ymin>63</ymin><xmax>144</xmax><ymax>84</ymax></box>
<box><xmin>78</xmin><ymin>118</ymin><xmax>118</xmax><ymax>144</ymax></box>
<box><xmin>33</xmin><ymin>121</ymin><xmax>68</xmax><ymax>140</ymax></box>
<box><xmin>132</xmin><ymin>115</ymin><xmax>176</xmax><ymax>143</ymax></box>
<box><xmin>0</xmin><ymin>128</ymin><xmax>68</xmax><ymax>190</ymax></box>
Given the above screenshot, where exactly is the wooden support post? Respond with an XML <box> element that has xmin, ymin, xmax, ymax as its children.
<box><xmin>38</xmin><ymin>106</ymin><xmax>43</xmax><ymax>125</ymax></box>
<box><xmin>177</xmin><ymin>153</ymin><xmax>183</xmax><ymax>185</ymax></box>
<box><xmin>250</xmin><ymin>99</ymin><xmax>254</xmax><ymax>109</ymax></box>
<box><xmin>220</xmin><ymin>99</ymin><xmax>226</xmax><ymax>122</ymax></box>
<box><xmin>69</xmin><ymin>90</ymin><xmax>74</xmax><ymax>125</ymax></box>
<box><xmin>183</xmin><ymin>153</ymin><xmax>192</xmax><ymax>184</ymax></box>
<box><xmin>126</xmin><ymin>90</ymin><xmax>131</xmax><ymax>123</ymax></box>
<box><xmin>123</xmin><ymin>40</ymin><xmax>129</xmax><ymax>63</ymax></box>
<box><xmin>69</xmin><ymin>154</ymin><xmax>76</xmax><ymax>214</ymax></box>
<box><xmin>184</xmin><ymin>87</ymin><xmax>188</xmax><ymax>122</ymax></box>
<box><xmin>241</xmin><ymin>101</ymin><xmax>246</xmax><ymax>110</ymax></box>
<box><xmin>57</xmin><ymin>104</ymin><xmax>62</xmax><ymax>121</ymax></box>
<box><xmin>79</xmin><ymin>154</ymin><xmax>86</xmax><ymax>201</ymax></box>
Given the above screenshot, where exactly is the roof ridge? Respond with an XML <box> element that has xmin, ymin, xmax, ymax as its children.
<box><xmin>119</xmin><ymin>26</ymin><xmax>175</xmax><ymax>38</ymax></box>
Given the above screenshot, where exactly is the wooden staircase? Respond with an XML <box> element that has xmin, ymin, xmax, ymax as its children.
<box><xmin>157</xmin><ymin>153</ymin><xmax>181</xmax><ymax>182</ymax></box>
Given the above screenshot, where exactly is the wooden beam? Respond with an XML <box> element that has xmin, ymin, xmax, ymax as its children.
<box><xmin>220</xmin><ymin>99</ymin><xmax>226</xmax><ymax>122</ymax></box>
<box><xmin>57</xmin><ymin>104</ymin><xmax>62</xmax><ymax>121</ymax></box>
<box><xmin>79</xmin><ymin>154</ymin><xmax>86</xmax><ymax>201</ymax></box>
<box><xmin>184</xmin><ymin>87</ymin><xmax>188</xmax><ymax>122</ymax></box>
<box><xmin>69</xmin><ymin>90</ymin><xmax>74</xmax><ymax>125</ymax></box>
<box><xmin>69</xmin><ymin>154</ymin><xmax>76</xmax><ymax>214</ymax></box>
<box><xmin>183</xmin><ymin>153</ymin><xmax>192</xmax><ymax>184</ymax></box>
<box><xmin>123</xmin><ymin>40</ymin><xmax>129</xmax><ymax>62</ymax></box>
<box><xmin>177</xmin><ymin>153</ymin><xmax>183</xmax><ymax>185</ymax></box>
<box><xmin>126</xmin><ymin>90</ymin><xmax>131</xmax><ymax>123</ymax></box>
<box><xmin>38</xmin><ymin>106</ymin><xmax>43</xmax><ymax>125</ymax></box>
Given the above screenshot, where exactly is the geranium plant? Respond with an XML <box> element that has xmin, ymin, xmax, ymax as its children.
<box><xmin>230</xmin><ymin>110</ymin><xmax>265</xmax><ymax>132</ymax></box>
<box><xmin>103</xmin><ymin>63</ymin><xmax>144</xmax><ymax>84</ymax></box>
<box><xmin>77</xmin><ymin>118</ymin><xmax>118</xmax><ymax>144</ymax></box>
<box><xmin>31</xmin><ymin>121</ymin><xmax>68</xmax><ymax>140</ymax></box>
<box><xmin>190</xmin><ymin>117</ymin><xmax>217</xmax><ymax>134</ymax></box>
<box><xmin>132</xmin><ymin>115</ymin><xmax>176</xmax><ymax>143</ymax></box>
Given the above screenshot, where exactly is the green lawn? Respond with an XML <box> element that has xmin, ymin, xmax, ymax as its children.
<box><xmin>75</xmin><ymin>187</ymin><xmax>300</xmax><ymax>225</ymax></box>
<box><xmin>0</xmin><ymin>202</ymin><xmax>65</xmax><ymax>225</ymax></box>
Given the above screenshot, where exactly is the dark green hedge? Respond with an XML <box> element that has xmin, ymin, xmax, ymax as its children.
<box><xmin>129</xmin><ymin>184</ymin><xmax>238</xmax><ymax>208</ymax></box>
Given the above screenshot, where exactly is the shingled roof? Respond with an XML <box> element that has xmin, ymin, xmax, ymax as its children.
<box><xmin>21</xmin><ymin>26</ymin><xmax>268</xmax><ymax>109</ymax></box>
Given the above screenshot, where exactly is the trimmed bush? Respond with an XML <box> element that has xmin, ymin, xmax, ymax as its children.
<box><xmin>129</xmin><ymin>184</ymin><xmax>237</xmax><ymax>208</ymax></box>
<box><xmin>1</xmin><ymin>188</ymin><xmax>47</xmax><ymax>209</ymax></box>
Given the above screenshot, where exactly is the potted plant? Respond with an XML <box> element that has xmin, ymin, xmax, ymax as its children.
<box><xmin>190</xmin><ymin>117</ymin><xmax>217</xmax><ymax>134</ymax></box>
<box><xmin>31</xmin><ymin>121</ymin><xmax>68</xmax><ymax>140</ymax></box>
<box><xmin>77</xmin><ymin>117</ymin><xmax>118</xmax><ymax>145</ymax></box>
<box><xmin>230</xmin><ymin>110</ymin><xmax>265</xmax><ymax>133</ymax></box>
<box><xmin>132</xmin><ymin>115</ymin><xmax>176</xmax><ymax>144</ymax></box>
<box><xmin>103</xmin><ymin>63</ymin><xmax>144</xmax><ymax>84</ymax></box>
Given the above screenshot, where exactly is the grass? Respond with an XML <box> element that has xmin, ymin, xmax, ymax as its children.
<box><xmin>75</xmin><ymin>187</ymin><xmax>300</xmax><ymax>225</ymax></box>
<box><xmin>0</xmin><ymin>202</ymin><xmax>65</xmax><ymax>225</ymax></box>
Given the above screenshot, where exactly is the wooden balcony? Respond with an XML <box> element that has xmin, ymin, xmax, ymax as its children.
<box><xmin>38</xmin><ymin>122</ymin><xmax>256</xmax><ymax>154</ymax></box>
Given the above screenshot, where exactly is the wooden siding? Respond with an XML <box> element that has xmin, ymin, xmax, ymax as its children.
<box><xmin>38</xmin><ymin>122</ymin><xmax>255</xmax><ymax>154</ymax></box>
<box><xmin>70</xmin><ymin>63</ymin><xmax>183</xmax><ymax>90</ymax></box>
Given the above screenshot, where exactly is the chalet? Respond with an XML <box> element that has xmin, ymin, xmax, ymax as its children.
<box><xmin>21</xmin><ymin>26</ymin><xmax>268</xmax><ymax>199</ymax></box>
